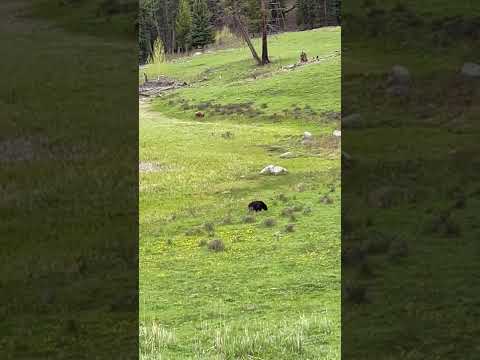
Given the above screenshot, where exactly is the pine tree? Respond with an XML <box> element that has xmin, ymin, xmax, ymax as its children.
<box><xmin>175</xmin><ymin>0</ymin><xmax>192</xmax><ymax>51</ymax></box>
<box><xmin>191</xmin><ymin>0</ymin><xmax>215</xmax><ymax>48</ymax></box>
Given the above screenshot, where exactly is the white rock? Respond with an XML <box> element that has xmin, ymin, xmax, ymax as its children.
<box><xmin>193</xmin><ymin>51</ymin><xmax>202</xmax><ymax>56</ymax></box>
<box><xmin>461</xmin><ymin>63</ymin><xmax>480</xmax><ymax>77</ymax></box>
<box><xmin>260</xmin><ymin>165</ymin><xmax>288</xmax><ymax>175</ymax></box>
<box><xmin>333</xmin><ymin>130</ymin><xmax>341</xmax><ymax>137</ymax></box>
<box><xmin>303</xmin><ymin>131</ymin><xmax>313</xmax><ymax>140</ymax></box>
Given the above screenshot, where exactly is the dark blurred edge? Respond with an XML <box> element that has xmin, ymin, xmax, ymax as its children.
<box><xmin>342</xmin><ymin>1</ymin><xmax>480</xmax><ymax>359</ymax></box>
<box><xmin>0</xmin><ymin>1</ymin><xmax>138</xmax><ymax>358</ymax></box>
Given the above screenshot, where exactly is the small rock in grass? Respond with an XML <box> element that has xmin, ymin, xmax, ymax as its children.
<box><xmin>260</xmin><ymin>165</ymin><xmax>288</xmax><ymax>175</ymax></box>
<box><xmin>285</xmin><ymin>224</ymin><xmax>295</xmax><ymax>232</ymax></box>
<box><xmin>320</xmin><ymin>195</ymin><xmax>333</xmax><ymax>204</ymax></box>
<box><xmin>333</xmin><ymin>130</ymin><xmax>341</xmax><ymax>137</ymax></box>
<box><xmin>303</xmin><ymin>131</ymin><xmax>313</xmax><ymax>140</ymax></box>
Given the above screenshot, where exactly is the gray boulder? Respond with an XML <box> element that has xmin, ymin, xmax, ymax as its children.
<box><xmin>461</xmin><ymin>63</ymin><xmax>480</xmax><ymax>77</ymax></box>
<box><xmin>260</xmin><ymin>165</ymin><xmax>288</xmax><ymax>175</ymax></box>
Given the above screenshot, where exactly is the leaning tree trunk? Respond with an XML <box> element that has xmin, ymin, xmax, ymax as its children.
<box><xmin>260</xmin><ymin>0</ymin><xmax>270</xmax><ymax>65</ymax></box>
<box><xmin>233</xmin><ymin>14</ymin><xmax>262</xmax><ymax>65</ymax></box>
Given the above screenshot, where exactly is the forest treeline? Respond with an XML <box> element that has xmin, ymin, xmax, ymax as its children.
<box><xmin>138</xmin><ymin>0</ymin><xmax>341</xmax><ymax>64</ymax></box>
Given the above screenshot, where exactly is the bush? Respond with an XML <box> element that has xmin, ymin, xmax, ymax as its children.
<box><xmin>208</xmin><ymin>239</ymin><xmax>225</xmax><ymax>252</ymax></box>
<box><xmin>262</xmin><ymin>218</ymin><xmax>276</xmax><ymax>227</ymax></box>
<box><xmin>203</xmin><ymin>222</ymin><xmax>215</xmax><ymax>234</ymax></box>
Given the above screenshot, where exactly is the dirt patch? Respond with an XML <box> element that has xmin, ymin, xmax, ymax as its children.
<box><xmin>139</xmin><ymin>76</ymin><xmax>187</xmax><ymax>97</ymax></box>
<box><xmin>139</xmin><ymin>162</ymin><xmax>163</xmax><ymax>173</ymax></box>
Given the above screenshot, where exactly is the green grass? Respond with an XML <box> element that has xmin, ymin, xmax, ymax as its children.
<box><xmin>342</xmin><ymin>1</ymin><xmax>480</xmax><ymax>358</ymax></box>
<box><xmin>31</xmin><ymin>0</ymin><xmax>136</xmax><ymax>39</ymax></box>
<box><xmin>1</xmin><ymin>1</ymin><xmax>137</xmax><ymax>358</ymax></box>
<box><xmin>140</xmin><ymin>28</ymin><xmax>341</xmax><ymax>359</ymax></box>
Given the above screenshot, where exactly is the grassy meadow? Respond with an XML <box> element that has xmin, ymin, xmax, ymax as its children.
<box><xmin>342</xmin><ymin>2</ymin><xmax>480</xmax><ymax>358</ymax></box>
<box><xmin>140</xmin><ymin>28</ymin><xmax>341</xmax><ymax>359</ymax></box>
<box><xmin>1</xmin><ymin>1</ymin><xmax>137</xmax><ymax>357</ymax></box>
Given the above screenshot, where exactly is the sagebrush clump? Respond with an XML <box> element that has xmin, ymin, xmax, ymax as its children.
<box><xmin>207</xmin><ymin>239</ymin><xmax>225</xmax><ymax>252</ymax></box>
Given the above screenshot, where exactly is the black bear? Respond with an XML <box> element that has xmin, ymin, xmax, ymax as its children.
<box><xmin>248</xmin><ymin>201</ymin><xmax>268</xmax><ymax>212</ymax></box>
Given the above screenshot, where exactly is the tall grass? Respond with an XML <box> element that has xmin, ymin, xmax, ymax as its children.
<box><xmin>140</xmin><ymin>314</ymin><xmax>337</xmax><ymax>359</ymax></box>
<box><xmin>139</xmin><ymin>321</ymin><xmax>176</xmax><ymax>359</ymax></box>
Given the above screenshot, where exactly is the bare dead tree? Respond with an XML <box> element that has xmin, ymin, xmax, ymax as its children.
<box><xmin>260</xmin><ymin>0</ymin><xmax>270</xmax><ymax>64</ymax></box>
<box><xmin>232</xmin><ymin>9</ymin><xmax>262</xmax><ymax>65</ymax></box>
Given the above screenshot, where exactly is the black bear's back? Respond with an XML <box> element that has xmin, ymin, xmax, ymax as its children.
<box><xmin>248</xmin><ymin>200</ymin><xmax>268</xmax><ymax>212</ymax></box>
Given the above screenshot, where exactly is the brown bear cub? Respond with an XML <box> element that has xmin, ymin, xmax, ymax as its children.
<box><xmin>248</xmin><ymin>201</ymin><xmax>268</xmax><ymax>212</ymax></box>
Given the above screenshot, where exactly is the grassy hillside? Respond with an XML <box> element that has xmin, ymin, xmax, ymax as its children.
<box><xmin>342</xmin><ymin>1</ymin><xmax>480</xmax><ymax>358</ymax></box>
<box><xmin>140</xmin><ymin>28</ymin><xmax>341</xmax><ymax>359</ymax></box>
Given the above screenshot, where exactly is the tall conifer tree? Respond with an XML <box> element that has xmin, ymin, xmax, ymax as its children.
<box><xmin>191</xmin><ymin>0</ymin><xmax>215</xmax><ymax>48</ymax></box>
